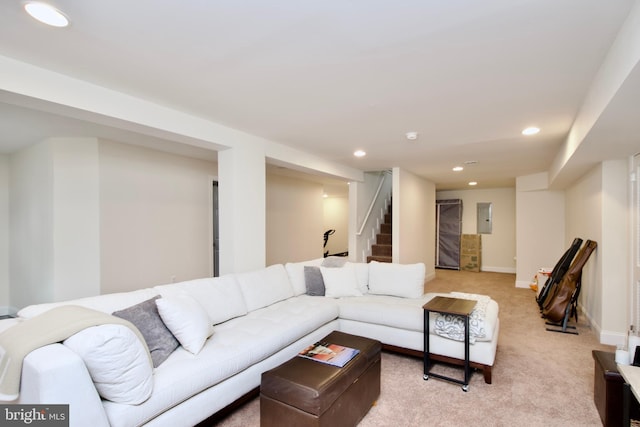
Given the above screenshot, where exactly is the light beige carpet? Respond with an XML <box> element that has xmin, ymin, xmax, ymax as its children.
<box><xmin>213</xmin><ymin>269</ymin><xmax>614</xmax><ymax>426</ymax></box>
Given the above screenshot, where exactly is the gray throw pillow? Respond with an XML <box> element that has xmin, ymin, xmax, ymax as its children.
<box><xmin>112</xmin><ymin>296</ymin><xmax>179</xmax><ymax>367</ymax></box>
<box><xmin>304</xmin><ymin>266</ymin><xmax>325</xmax><ymax>296</ymax></box>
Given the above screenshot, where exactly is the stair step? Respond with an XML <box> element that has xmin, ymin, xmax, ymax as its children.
<box><xmin>371</xmin><ymin>244</ymin><xmax>392</xmax><ymax>256</ymax></box>
<box><xmin>376</xmin><ymin>234</ymin><xmax>392</xmax><ymax>245</ymax></box>
<box><xmin>380</xmin><ymin>223</ymin><xmax>391</xmax><ymax>234</ymax></box>
<box><xmin>367</xmin><ymin>255</ymin><xmax>392</xmax><ymax>263</ymax></box>
<box><xmin>384</xmin><ymin>213</ymin><xmax>392</xmax><ymax>223</ymax></box>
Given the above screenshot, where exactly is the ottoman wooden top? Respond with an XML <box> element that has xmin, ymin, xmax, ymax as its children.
<box><xmin>260</xmin><ymin>331</ymin><xmax>381</xmax><ymax>416</ymax></box>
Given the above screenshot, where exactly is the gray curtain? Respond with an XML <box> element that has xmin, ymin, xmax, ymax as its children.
<box><xmin>436</xmin><ymin>199</ymin><xmax>462</xmax><ymax>269</ymax></box>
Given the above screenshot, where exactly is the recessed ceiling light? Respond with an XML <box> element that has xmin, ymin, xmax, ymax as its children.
<box><xmin>406</xmin><ymin>132</ymin><xmax>418</xmax><ymax>140</ymax></box>
<box><xmin>522</xmin><ymin>126</ymin><xmax>540</xmax><ymax>136</ymax></box>
<box><xmin>468</xmin><ymin>181</ymin><xmax>478</xmax><ymax>186</ymax></box>
<box><xmin>24</xmin><ymin>2</ymin><xmax>69</xmax><ymax>27</ymax></box>
<box><xmin>353</xmin><ymin>150</ymin><xmax>366</xmax><ymax>158</ymax></box>
<box><xmin>452</xmin><ymin>166</ymin><xmax>464</xmax><ymax>172</ymax></box>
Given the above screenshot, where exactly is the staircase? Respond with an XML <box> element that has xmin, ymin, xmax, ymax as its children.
<box><xmin>367</xmin><ymin>205</ymin><xmax>392</xmax><ymax>263</ymax></box>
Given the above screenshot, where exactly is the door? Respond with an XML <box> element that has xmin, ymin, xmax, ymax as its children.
<box><xmin>212</xmin><ymin>181</ymin><xmax>220</xmax><ymax>277</ymax></box>
<box><xmin>436</xmin><ymin>199</ymin><xmax>462</xmax><ymax>269</ymax></box>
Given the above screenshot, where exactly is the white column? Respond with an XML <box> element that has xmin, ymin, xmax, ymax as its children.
<box><xmin>218</xmin><ymin>145</ymin><xmax>266</xmax><ymax>274</ymax></box>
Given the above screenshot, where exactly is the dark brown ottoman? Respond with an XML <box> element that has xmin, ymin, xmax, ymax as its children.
<box><xmin>260</xmin><ymin>331</ymin><xmax>381</xmax><ymax>427</ymax></box>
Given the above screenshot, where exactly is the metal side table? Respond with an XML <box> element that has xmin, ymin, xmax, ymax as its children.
<box><xmin>423</xmin><ymin>296</ymin><xmax>477</xmax><ymax>391</ymax></box>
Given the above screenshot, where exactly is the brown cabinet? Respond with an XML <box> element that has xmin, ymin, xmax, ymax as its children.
<box><xmin>592</xmin><ymin>350</ymin><xmax>640</xmax><ymax>426</ymax></box>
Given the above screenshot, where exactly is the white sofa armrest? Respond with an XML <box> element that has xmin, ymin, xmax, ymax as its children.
<box><xmin>18</xmin><ymin>344</ymin><xmax>110</xmax><ymax>427</ymax></box>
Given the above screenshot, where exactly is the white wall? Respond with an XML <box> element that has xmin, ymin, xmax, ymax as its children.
<box><xmin>266</xmin><ymin>174</ymin><xmax>324</xmax><ymax>265</ymax></box>
<box><xmin>437</xmin><ymin>187</ymin><xmax>516</xmax><ymax>274</ymax></box>
<box><xmin>565</xmin><ymin>165</ymin><xmax>602</xmax><ymax>333</ymax></box>
<box><xmin>9</xmin><ymin>140</ymin><xmax>54</xmax><ymax>308</ymax></box>
<box><xmin>52</xmin><ymin>138</ymin><xmax>100</xmax><ymax>302</ymax></box>
<box><xmin>600</xmin><ymin>160</ymin><xmax>628</xmax><ymax>342</ymax></box>
<box><xmin>99</xmin><ymin>140</ymin><xmax>217</xmax><ymax>293</ymax></box>
<box><xmin>10</xmin><ymin>138</ymin><xmax>102</xmax><ymax>307</ymax></box>
<box><xmin>323</xmin><ymin>196</ymin><xmax>349</xmax><ymax>256</ymax></box>
<box><xmin>0</xmin><ymin>154</ymin><xmax>9</xmax><ymax>310</ymax></box>
<box><xmin>565</xmin><ymin>161</ymin><xmax>629</xmax><ymax>345</ymax></box>
<box><xmin>515</xmin><ymin>173</ymin><xmax>565</xmax><ymax>287</ymax></box>
<box><xmin>393</xmin><ymin>168</ymin><xmax>436</xmax><ymax>280</ymax></box>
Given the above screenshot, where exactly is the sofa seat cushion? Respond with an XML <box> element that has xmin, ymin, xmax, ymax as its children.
<box><xmin>338</xmin><ymin>293</ymin><xmax>499</xmax><ymax>343</ymax></box>
<box><xmin>214</xmin><ymin>296</ymin><xmax>340</xmax><ymax>365</ymax></box>
<box><xmin>338</xmin><ymin>295</ymin><xmax>431</xmax><ymax>332</ymax></box>
<box><xmin>102</xmin><ymin>338</ymin><xmax>257</xmax><ymax>427</ymax></box>
<box><xmin>101</xmin><ymin>296</ymin><xmax>339</xmax><ymax>427</ymax></box>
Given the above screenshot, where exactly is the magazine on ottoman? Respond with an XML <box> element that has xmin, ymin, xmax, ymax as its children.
<box><xmin>298</xmin><ymin>341</ymin><xmax>360</xmax><ymax>368</ymax></box>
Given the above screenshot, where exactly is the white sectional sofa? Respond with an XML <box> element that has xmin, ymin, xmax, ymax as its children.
<box><xmin>0</xmin><ymin>259</ymin><xmax>499</xmax><ymax>427</ymax></box>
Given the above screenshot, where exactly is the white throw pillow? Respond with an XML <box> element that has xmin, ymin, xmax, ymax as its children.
<box><xmin>63</xmin><ymin>324</ymin><xmax>153</xmax><ymax>404</ymax></box>
<box><xmin>236</xmin><ymin>264</ymin><xmax>295</xmax><ymax>311</ymax></box>
<box><xmin>368</xmin><ymin>261</ymin><xmax>426</xmax><ymax>298</ymax></box>
<box><xmin>320</xmin><ymin>264</ymin><xmax>363</xmax><ymax>298</ymax></box>
<box><xmin>156</xmin><ymin>294</ymin><xmax>214</xmax><ymax>354</ymax></box>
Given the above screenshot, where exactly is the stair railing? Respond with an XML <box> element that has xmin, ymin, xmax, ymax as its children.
<box><xmin>356</xmin><ymin>170</ymin><xmax>391</xmax><ymax>236</ymax></box>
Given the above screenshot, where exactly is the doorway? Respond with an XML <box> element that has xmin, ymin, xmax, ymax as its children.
<box><xmin>436</xmin><ymin>199</ymin><xmax>462</xmax><ymax>269</ymax></box>
<box><xmin>212</xmin><ymin>180</ymin><xmax>219</xmax><ymax>277</ymax></box>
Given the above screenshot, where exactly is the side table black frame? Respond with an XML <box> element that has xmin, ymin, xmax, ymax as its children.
<box><xmin>423</xmin><ymin>296</ymin><xmax>476</xmax><ymax>392</ymax></box>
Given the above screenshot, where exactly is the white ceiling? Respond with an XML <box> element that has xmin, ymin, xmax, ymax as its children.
<box><xmin>0</xmin><ymin>0</ymin><xmax>639</xmax><ymax>191</ymax></box>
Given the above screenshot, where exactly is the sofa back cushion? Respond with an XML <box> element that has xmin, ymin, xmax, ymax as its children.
<box><xmin>154</xmin><ymin>276</ymin><xmax>247</xmax><ymax>325</ymax></box>
<box><xmin>320</xmin><ymin>263</ymin><xmax>363</xmax><ymax>298</ymax></box>
<box><xmin>284</xmin><ymin>258</ymin><xmax>325</xmax><ymax>295</ymax></box>
<box><xmin>368</xmin><ymin>261</ymin><xmax>426</xmax><ymax>298</ymax></box>
<box><xmin>351</xmin><ymin>262</ymin><xmax>370</xmax><ymax>294</ymax></box>
<box><xmin>236</xmin><ymin>264</ymin><xmax>294</xmax><ymax>312</ymax></box>
<box><xmin>17</xmin><ymin>288</ymin><xmax>159</xmax><ymax>319</ymax></box>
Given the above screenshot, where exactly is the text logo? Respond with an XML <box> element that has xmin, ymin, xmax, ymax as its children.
<box><xmin>0</xmin><ymin>405</ymin><xmax>68</xmax><ymax>426</ymax></box>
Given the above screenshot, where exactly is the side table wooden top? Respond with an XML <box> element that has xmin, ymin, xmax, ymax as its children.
<box><xmin>423</xmin><ymin>296</ymin><xmax>477</xmax><ymax>316</ymax></box>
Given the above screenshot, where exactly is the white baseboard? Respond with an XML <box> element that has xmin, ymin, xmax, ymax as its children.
<box><xmin>481</xmin><ymin>266</ymin><xmax>516</xmax><ymax>274</ymax></box>
<box><xmin>600</xmin><ymin>330</ymin><xmax>626</xmax><ymax>346</ymax></box>
<box><xmin>578</xmin><ymin>304</ymin><xmax>622</xmax><ymax>346</ymax></box>
<box><xmin>515</xmin><ymin>280</ymin><xmax>532</xmax><ymax>288</ymax></box>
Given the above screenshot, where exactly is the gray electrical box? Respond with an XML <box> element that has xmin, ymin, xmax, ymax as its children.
<box><xmin>477</xmin><ymin>202</ymin><xmax>492</xmax><ymax>234</ymax></box>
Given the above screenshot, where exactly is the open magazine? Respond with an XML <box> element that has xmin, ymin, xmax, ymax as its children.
<box><xmin>298</xmin><ymin>341</ymin><xmax>360</xmax><ymax>367</ymax></box>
